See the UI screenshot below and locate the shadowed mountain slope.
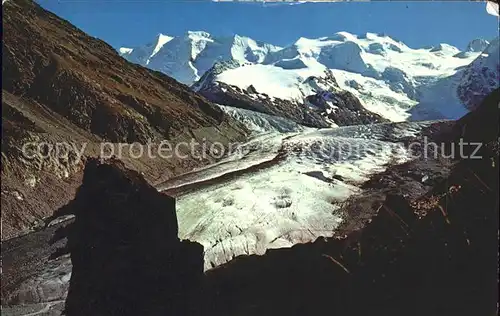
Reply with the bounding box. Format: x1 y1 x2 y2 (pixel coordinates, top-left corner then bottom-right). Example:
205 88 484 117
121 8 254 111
1 0 248 240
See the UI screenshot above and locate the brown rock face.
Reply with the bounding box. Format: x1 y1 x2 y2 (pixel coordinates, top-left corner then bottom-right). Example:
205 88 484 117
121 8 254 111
58 159 204 316
2 0 230 143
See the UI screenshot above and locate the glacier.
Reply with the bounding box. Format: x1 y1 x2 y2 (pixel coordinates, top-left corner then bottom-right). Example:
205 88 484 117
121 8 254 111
160 118 435 270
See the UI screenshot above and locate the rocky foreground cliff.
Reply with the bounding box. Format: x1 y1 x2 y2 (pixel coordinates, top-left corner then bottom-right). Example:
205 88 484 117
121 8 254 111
60 159 204 316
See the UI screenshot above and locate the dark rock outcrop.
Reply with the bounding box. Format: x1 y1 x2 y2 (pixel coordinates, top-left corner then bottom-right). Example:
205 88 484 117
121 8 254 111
198 81 331 128
56 158 204 316
305 89 387 126
456 37 499 111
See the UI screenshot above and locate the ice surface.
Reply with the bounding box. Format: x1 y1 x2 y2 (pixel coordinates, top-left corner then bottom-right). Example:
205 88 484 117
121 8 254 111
166 121 434 270
218 104 310 134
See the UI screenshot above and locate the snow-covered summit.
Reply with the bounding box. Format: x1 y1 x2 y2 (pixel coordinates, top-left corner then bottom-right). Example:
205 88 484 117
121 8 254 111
119 31 281 85
119 33 173 66
120 31 481 85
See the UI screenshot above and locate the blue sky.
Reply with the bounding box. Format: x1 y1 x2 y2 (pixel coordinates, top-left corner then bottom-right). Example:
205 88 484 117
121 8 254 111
38 1 498 50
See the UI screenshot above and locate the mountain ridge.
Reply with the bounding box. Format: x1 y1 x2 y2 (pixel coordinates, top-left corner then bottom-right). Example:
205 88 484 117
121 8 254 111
1 0 248 240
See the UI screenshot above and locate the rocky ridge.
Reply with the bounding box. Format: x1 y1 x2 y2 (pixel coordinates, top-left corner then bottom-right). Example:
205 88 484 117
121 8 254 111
195 61 386 127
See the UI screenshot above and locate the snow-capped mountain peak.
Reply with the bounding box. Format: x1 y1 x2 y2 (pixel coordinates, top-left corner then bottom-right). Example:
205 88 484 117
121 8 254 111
118 33 175 66
119 47 133 55
119 31 281 85
122 31 376 83
151 33 174 58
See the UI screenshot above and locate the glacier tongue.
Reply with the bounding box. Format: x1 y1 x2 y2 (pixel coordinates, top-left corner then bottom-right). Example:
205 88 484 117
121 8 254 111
163 120 433 271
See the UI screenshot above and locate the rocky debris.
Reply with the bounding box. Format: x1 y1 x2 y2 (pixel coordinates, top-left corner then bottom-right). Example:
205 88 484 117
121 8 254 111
6 255 72 305
55 158 204 316
1 300 66 316
1 219 72 307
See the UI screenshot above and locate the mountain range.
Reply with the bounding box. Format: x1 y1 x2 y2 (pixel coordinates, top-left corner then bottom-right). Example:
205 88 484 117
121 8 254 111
120 31 499 123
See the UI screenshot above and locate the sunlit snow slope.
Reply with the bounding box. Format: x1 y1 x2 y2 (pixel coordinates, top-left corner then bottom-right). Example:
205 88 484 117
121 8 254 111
120 31 494 122
410 37 499 120
120 31 281 85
